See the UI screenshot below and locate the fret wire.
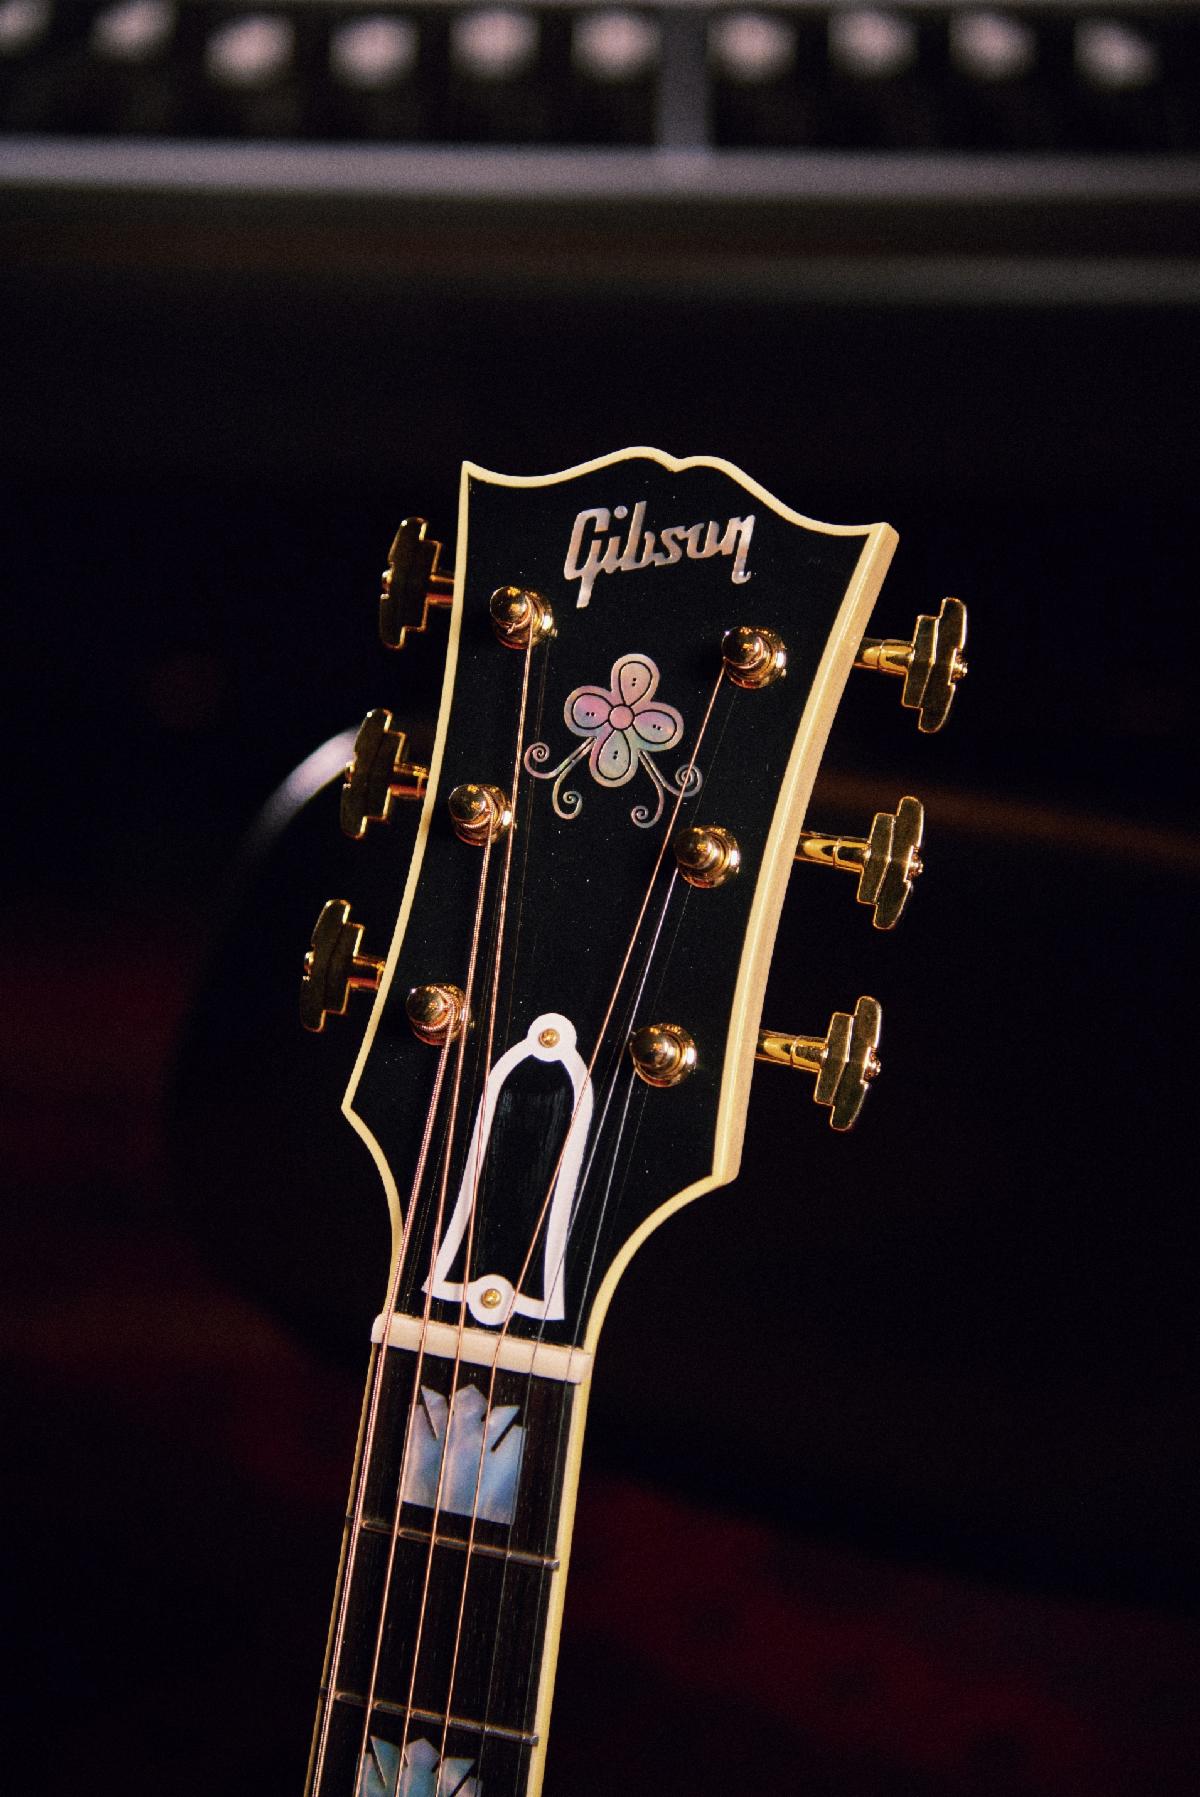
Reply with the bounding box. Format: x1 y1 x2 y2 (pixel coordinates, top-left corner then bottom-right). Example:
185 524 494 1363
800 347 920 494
359 1515 560 1570
331 1688 539 1746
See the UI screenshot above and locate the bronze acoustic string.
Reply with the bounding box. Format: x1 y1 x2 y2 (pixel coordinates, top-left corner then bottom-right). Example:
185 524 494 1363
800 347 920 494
434 666 727 1784
475 673 742 1785
473 868 682 1793
309 1029 456 1797
386 632 538 1788
366 812 499 1780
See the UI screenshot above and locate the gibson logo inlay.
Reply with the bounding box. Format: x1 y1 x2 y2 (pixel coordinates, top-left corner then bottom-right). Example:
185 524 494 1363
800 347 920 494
564 500 755 607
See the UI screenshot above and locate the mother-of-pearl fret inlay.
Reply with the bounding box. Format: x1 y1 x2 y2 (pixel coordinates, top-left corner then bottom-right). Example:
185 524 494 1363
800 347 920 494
400 1383 525 1526
359 1736 479 1797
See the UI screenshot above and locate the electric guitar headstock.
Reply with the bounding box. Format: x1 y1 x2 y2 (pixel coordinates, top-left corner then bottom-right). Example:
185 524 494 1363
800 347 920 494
297 447 966 1797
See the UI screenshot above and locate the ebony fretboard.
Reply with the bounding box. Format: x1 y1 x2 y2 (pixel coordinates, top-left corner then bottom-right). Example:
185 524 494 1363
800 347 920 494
307 1330 587 1797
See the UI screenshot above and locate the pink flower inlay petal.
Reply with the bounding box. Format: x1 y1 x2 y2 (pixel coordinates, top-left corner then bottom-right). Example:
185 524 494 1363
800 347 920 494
615 655 657 707
592 727 635 785
567 688 613 736
630 704 682 749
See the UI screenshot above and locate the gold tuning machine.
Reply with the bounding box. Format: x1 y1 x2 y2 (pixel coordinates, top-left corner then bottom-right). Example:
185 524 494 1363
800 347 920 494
341 709 428 840
379 518 454 651
855 596 967 733
300 900 384 1033
795 796 923 930
756 995 882 1131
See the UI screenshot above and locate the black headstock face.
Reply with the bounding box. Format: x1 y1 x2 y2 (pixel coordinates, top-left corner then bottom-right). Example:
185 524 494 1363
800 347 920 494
346 449 896 1353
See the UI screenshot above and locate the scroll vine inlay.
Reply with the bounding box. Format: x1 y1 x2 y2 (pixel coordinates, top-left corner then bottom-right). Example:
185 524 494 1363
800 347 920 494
524 653 702 827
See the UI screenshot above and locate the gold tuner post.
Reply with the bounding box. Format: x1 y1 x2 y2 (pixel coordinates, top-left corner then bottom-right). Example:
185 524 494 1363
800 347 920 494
795 796 924 930
629 1022 697 1088
341 709 429 840
756 995 882 1131
674 825 741 889
379 517 454 651
406 983 467 1047
490 585 555 650
448 784 513 846
301 900 384 1033
855 596 967 733
722 625 787 690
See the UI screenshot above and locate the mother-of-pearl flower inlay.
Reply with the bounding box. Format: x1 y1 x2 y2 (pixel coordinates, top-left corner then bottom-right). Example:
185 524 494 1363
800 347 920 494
524 652 702 827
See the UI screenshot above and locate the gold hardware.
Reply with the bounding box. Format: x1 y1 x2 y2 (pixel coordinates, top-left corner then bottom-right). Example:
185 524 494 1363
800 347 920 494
538 1026 560 1048
448 783 513 846
855 596 967 733
300 900 384 1033
480 1286 503 1310
674 824 741 889
490 585 555 650
722 625 787 690
795 796 924 930
379 517 454 651
405 983 467 1046
629 1022 697 1088
340 708 429 840
756 995 882 1131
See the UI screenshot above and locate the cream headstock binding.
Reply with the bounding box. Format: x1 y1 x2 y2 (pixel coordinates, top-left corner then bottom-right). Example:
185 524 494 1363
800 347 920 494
298 447 965 1797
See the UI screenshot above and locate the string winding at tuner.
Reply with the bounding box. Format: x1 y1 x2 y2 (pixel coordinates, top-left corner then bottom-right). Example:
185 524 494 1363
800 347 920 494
297 447 965 1797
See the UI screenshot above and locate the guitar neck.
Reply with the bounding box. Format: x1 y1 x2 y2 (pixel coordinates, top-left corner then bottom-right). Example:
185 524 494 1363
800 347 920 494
308 1323 593 1797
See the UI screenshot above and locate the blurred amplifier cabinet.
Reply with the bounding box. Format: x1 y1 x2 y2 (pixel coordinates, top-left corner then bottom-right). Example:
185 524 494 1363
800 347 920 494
3 0 1200 283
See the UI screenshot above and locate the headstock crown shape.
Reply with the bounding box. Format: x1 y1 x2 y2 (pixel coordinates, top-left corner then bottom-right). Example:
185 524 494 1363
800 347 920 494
333 447 903 1360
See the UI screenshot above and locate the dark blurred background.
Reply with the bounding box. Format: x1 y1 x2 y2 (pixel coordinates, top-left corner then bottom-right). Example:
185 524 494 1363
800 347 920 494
2 2 1199 1792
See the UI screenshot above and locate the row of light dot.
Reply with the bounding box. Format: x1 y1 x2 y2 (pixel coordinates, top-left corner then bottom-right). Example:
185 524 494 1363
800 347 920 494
0 0 1163 92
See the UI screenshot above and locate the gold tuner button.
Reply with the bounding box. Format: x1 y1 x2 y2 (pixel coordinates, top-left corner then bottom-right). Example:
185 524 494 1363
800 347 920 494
300 900 384 1033
722 625 787 690
629 1022 698 1089
855 596 967 733
448 783 513 846
379 517 454 651
406 983 468 1047
341 709 429 840
490 585 555 650
795 796 924 930
674 824 741 889
755 995 882 1131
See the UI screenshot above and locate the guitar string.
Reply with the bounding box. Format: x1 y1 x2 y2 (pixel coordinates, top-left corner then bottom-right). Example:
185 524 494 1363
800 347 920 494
433 655 551 1795
472 672 740 1789
347 651 722 1792
379 633 536 1790
308 1032 455 1797
364 816 500 1786
445 981 656 1795
474 666 724 1379
472 877 675 1795
476 662 741 1782
454 868 675 1791
425 633 538 1784
327 629 538 1793
434 667 726 1786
